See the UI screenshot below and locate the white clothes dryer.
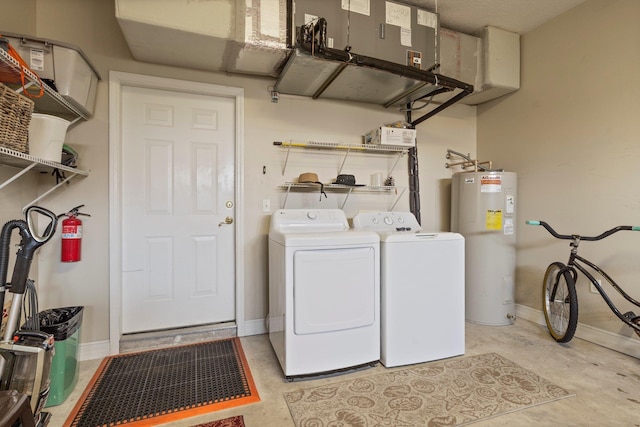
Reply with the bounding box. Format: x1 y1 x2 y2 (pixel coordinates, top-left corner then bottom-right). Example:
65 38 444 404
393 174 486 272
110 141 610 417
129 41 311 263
268 209 380 379
352 211 465 367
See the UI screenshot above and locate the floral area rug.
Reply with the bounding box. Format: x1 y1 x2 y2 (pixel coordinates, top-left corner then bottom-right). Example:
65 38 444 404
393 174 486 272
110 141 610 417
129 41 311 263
192 415 245 427
284 352 573 426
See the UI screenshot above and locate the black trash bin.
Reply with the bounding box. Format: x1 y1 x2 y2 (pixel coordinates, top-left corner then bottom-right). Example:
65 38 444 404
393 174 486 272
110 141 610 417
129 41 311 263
38 306 84 407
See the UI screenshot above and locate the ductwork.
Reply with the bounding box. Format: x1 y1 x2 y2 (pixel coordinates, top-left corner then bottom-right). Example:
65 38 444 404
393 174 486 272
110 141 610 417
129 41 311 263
115 0 478 125
115 0 290 77
275 17 473 127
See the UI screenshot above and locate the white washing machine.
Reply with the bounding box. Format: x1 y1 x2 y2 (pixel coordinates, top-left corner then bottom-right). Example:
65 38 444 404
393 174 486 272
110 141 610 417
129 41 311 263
352 211 465 367
268 209 380 379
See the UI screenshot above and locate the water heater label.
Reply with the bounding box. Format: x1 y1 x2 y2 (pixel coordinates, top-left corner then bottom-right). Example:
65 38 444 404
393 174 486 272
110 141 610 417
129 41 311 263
486 210 502 230
504 218 514 235
506 195 515 214
481 175 502 193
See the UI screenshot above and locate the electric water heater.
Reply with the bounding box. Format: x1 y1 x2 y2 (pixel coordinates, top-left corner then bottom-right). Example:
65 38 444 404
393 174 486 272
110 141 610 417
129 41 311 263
451 171 517 325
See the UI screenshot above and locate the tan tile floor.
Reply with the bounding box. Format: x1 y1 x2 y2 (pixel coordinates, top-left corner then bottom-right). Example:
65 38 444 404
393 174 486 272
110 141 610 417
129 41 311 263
45 319 640 427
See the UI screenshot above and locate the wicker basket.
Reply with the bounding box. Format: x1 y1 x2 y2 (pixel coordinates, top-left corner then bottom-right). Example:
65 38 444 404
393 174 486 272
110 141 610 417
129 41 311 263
0 82 34 154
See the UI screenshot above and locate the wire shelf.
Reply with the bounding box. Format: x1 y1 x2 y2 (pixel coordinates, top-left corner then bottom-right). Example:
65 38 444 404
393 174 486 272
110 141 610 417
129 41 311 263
274 140 410 153
0 48 89 122
0 146 88 175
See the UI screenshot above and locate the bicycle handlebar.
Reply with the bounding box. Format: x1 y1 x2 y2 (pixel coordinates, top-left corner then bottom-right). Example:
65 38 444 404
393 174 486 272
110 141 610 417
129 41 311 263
526 220 640 241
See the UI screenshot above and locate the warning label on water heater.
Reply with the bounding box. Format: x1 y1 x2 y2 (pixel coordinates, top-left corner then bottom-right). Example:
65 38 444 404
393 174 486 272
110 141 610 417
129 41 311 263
504 218 514 235
480 175 502 193
486 210 502 230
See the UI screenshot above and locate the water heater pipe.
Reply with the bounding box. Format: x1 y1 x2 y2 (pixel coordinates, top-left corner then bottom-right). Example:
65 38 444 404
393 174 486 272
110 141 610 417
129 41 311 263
445 149 492 171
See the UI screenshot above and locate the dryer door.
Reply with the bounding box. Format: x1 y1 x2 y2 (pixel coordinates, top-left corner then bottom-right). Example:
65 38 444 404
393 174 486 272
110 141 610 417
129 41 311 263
293 247 376 334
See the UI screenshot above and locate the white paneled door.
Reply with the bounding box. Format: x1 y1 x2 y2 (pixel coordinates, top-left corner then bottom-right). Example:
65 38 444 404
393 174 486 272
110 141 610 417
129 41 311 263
120 85 236 334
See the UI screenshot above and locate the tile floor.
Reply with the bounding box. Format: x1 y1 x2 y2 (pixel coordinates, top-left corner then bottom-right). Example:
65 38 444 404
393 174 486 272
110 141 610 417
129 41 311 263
45 319 640 427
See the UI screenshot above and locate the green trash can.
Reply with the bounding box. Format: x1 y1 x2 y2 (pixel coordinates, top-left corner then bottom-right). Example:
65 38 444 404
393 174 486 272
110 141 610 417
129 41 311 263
38 306 84 407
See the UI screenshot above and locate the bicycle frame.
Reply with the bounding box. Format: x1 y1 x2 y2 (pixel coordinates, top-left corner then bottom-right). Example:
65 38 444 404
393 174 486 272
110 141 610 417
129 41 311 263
528 220 640 335
565 251 640 333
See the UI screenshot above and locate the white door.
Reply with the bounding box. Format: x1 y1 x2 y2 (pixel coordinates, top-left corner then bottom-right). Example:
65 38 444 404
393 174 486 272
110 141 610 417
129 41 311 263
120 85 236 334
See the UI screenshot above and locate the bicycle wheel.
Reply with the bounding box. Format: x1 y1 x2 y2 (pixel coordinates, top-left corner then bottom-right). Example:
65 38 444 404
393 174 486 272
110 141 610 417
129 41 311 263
542 262 578 342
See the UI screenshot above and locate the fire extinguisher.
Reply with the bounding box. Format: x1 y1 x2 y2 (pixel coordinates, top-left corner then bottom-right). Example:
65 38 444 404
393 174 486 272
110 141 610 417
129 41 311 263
59 204 90 262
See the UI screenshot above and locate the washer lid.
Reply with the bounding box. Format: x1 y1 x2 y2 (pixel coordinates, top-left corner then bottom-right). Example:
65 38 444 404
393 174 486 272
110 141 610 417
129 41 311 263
380 231 464 243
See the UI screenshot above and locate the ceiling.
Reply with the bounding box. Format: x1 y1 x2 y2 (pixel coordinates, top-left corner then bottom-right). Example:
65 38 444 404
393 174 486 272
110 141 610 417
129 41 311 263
402 0 587 35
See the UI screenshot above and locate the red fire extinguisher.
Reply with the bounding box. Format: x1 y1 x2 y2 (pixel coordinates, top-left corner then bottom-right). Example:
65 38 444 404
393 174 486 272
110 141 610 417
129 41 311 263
60 205 90 262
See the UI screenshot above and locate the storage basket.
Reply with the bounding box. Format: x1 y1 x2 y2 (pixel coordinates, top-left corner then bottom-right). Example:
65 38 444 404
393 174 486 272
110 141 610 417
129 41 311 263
0 82 34 154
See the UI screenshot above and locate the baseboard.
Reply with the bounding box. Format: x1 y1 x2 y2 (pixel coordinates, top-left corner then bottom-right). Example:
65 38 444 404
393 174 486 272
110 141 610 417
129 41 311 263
515 304 640 359
79 339 110 361
243 318 267 336
514 304 546 325
79 318 268 361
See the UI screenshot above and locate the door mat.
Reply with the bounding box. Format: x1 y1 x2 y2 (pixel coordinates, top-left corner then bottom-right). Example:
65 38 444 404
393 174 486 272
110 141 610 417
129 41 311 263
64 337 259 427
192 415 245 427
285 352 573 426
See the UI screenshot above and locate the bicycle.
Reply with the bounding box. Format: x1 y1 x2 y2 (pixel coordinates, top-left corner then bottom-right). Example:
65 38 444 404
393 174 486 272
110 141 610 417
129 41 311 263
526 220 640 343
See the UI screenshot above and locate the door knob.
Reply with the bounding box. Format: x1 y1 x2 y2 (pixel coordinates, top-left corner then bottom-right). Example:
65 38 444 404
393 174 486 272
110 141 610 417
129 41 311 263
218 216 234 226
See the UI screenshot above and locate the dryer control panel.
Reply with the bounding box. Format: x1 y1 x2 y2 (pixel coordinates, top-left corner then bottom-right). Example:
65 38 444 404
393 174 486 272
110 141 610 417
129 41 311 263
352 212 421 232
270 209 349 232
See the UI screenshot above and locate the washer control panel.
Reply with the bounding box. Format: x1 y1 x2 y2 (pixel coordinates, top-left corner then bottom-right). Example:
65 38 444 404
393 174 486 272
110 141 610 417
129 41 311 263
352 211 421 231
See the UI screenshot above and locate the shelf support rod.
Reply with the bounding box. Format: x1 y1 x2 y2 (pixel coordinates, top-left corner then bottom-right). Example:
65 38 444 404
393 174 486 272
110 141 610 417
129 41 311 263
390 187 407 211
388 152 405 178
22 172 79 213
12 80 37 95
337 147 351 175
0 162 38 190
68 116 83 127
282 142 293 176
340 187 354 209
282 183 292 208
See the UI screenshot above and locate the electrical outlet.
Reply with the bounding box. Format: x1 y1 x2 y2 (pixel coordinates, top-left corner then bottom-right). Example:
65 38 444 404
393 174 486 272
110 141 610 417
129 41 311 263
590 280 601 294
262 199 271 213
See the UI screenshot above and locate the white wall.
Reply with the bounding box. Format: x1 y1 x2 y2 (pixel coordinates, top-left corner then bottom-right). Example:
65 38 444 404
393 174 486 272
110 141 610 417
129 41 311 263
245 95 476 330
0 0 476 353
477 0 640 353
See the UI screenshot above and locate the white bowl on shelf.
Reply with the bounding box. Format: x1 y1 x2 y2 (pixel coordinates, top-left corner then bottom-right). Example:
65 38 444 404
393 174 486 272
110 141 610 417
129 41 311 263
28 113 70 162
